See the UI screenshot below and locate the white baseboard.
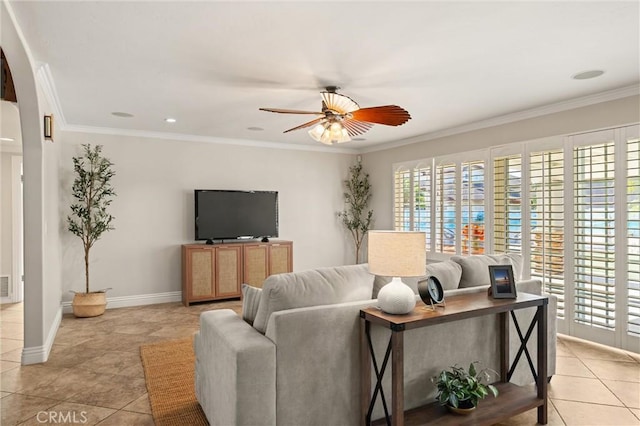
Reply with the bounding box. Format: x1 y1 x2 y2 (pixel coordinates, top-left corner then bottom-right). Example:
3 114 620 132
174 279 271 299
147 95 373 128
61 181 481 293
61 291 182 314
22 306 62 365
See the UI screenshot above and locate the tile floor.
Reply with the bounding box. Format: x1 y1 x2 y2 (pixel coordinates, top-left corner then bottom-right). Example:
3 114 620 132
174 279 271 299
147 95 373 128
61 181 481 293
1 300 639 425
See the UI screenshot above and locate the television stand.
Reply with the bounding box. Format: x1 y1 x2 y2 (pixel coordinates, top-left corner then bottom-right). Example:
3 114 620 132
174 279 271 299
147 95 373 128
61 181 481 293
205 239 215 245
261 237 270 242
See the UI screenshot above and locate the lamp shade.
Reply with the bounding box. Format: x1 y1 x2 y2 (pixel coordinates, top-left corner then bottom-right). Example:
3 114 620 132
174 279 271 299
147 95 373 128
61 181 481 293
367 231 426 277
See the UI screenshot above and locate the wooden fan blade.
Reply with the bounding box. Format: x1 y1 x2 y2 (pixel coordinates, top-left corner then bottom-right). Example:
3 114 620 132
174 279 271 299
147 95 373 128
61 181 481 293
283 117 325 133
350 105 411 126
342 119 373 137
321 92 360 114
259 108 324 115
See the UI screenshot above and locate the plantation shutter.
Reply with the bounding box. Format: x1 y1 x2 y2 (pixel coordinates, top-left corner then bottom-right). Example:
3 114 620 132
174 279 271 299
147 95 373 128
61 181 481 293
435 162 456 254
530 149 565 317
494 155 522 254
627 136 640 337
574 142 616 330
394 168 411 231
414 166 432 247
461 161 485 254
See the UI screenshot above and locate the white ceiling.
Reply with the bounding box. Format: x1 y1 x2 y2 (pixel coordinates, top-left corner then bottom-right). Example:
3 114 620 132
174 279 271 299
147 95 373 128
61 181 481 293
7 1 640 151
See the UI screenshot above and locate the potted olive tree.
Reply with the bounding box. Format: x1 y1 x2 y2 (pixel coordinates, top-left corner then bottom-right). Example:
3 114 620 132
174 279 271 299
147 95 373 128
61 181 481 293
338 159 373 264
67 144 116 317
433 362 499 415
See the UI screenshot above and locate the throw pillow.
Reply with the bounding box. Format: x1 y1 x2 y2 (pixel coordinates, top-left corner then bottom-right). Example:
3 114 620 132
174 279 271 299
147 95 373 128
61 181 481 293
423 260 462 291
241 283 262 326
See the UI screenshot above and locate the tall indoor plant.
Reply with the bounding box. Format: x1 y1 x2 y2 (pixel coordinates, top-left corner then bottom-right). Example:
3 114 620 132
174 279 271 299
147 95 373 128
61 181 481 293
338 159 373 263
67 144 116 317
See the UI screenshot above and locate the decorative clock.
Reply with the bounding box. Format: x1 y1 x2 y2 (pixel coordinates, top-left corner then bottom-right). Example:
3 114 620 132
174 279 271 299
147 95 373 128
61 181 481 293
418 276 445 310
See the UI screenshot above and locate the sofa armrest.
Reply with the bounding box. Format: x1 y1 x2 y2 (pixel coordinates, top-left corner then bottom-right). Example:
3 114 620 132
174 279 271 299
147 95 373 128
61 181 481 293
194 309 276 426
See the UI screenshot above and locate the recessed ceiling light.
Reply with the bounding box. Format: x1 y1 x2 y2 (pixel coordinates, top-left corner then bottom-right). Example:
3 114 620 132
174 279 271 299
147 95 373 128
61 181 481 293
111 112 134 118
0 137 15 142
247 126 264 131
165 118 177 123
571 70 605 80
353 137 366 141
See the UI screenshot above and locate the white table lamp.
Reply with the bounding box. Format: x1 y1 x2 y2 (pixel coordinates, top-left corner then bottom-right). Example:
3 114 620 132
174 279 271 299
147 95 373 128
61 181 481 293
368 231 426 314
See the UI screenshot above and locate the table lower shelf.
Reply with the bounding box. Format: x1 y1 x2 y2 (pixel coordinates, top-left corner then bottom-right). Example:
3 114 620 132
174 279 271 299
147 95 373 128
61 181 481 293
371 383 544 426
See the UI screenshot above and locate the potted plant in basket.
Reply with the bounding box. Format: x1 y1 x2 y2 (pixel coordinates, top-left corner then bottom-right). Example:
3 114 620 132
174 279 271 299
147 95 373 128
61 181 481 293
433 362 499 415
67 144 116 317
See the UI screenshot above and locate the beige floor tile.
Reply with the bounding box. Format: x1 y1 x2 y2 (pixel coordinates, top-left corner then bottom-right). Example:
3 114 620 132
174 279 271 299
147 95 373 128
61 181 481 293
580 358 640 382
19 367 104 399
630 408 640 421
1 360 20 373
75 351 143 377
18 401 116 426
122 393 151 415
1 364 68 393
602 380 640 409
96 410 154 425
0 393 59 425
563 337 636 362
555 356 595 378
1 348 23 363
552 399 639 426
0 302 23 311
556 337 576 357
1 391 11 398
66 374 147 410
1 338 24 354
1 323 24 340
0 310 23 322
548 375 623 406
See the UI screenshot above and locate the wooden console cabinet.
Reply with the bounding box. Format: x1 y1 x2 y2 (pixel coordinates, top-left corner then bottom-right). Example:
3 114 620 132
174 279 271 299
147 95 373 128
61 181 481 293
243 241 293 287
182 240 293 306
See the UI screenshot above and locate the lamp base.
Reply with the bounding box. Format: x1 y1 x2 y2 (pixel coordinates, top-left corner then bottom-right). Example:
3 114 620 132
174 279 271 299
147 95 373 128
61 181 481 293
377 277 416 314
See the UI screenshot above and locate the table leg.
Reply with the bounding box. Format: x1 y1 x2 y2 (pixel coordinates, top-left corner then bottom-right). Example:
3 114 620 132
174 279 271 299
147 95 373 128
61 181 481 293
499 311 509 382
360 318 371 426
537 303 548 424
391 330 404 426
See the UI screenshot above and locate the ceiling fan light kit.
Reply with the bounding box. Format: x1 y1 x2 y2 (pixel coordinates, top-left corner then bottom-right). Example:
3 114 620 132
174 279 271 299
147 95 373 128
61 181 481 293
260 87 411 145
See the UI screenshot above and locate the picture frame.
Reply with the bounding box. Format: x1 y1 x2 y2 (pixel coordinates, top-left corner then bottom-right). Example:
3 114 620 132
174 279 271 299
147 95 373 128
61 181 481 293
488 264 517 299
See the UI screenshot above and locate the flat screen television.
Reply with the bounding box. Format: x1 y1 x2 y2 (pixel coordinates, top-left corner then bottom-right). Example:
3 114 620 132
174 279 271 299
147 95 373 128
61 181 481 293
194 190 278 242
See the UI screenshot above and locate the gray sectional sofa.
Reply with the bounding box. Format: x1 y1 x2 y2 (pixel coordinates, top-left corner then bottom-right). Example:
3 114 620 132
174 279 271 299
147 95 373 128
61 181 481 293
194 254 557 426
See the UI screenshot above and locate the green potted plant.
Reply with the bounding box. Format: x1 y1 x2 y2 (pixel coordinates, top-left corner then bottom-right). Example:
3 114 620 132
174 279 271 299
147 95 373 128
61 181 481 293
433 362 499 414
338 159 373 264
67 144 116 317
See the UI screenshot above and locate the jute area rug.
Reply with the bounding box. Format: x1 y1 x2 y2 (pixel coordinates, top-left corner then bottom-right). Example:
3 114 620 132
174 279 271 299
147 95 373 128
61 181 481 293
140 337 209 426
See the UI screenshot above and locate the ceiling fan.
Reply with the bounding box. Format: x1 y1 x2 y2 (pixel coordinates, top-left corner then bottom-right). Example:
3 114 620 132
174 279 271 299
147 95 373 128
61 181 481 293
259 87 411 145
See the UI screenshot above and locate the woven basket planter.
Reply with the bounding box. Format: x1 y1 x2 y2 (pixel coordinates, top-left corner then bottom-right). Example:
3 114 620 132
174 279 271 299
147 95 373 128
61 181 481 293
72 292 107 317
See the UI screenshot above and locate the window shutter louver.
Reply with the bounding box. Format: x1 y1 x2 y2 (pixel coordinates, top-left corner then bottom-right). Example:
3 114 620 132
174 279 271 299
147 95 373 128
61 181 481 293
494 155 522 254
530 149 565 317
627 137 640 336
394 169 411 231
414 166 432 247
436 163 457 254
461 161 485 254
574 142 616 330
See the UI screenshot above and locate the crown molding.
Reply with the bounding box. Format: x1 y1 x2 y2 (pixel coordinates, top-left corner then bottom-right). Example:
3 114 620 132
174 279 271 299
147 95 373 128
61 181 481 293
358 84 640 154
62 124 359 154
35 63 67 127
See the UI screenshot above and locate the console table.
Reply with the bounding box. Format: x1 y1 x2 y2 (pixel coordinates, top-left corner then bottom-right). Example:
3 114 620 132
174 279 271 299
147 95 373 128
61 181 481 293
360 292 548 426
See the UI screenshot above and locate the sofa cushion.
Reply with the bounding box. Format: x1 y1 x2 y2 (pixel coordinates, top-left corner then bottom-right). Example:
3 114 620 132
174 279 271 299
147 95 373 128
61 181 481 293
424 260 462 291
252 264 374 333
241 283 262 326
451 253 522 288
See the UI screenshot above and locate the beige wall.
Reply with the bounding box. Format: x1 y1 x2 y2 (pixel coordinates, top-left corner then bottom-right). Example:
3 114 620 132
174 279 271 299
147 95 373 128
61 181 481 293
59 132 356 300
362 95 640 229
